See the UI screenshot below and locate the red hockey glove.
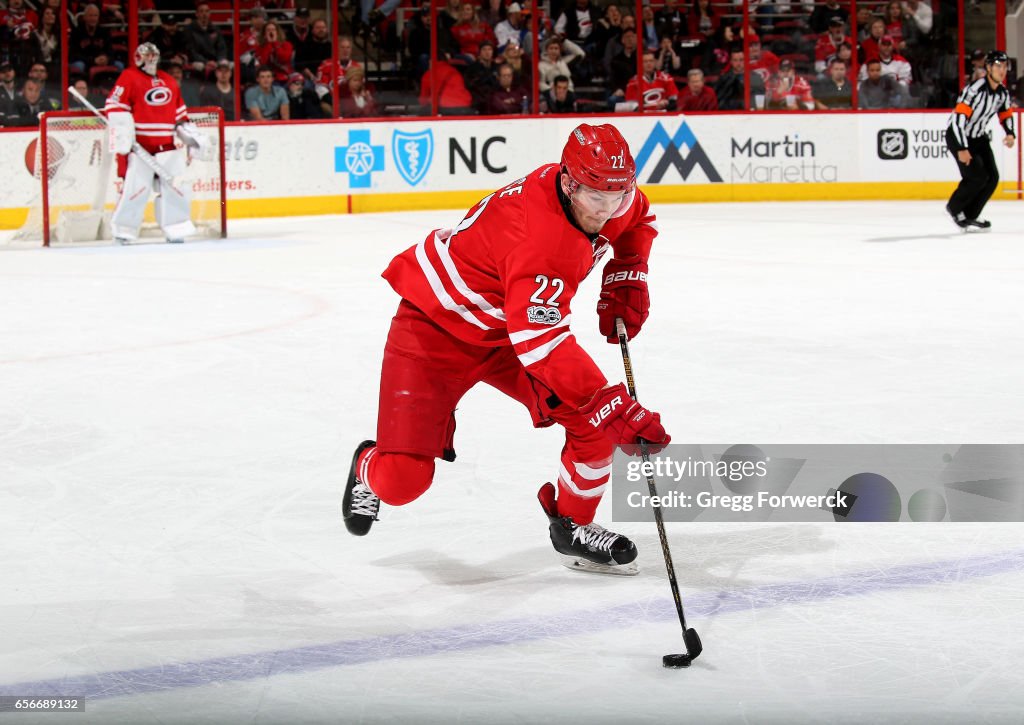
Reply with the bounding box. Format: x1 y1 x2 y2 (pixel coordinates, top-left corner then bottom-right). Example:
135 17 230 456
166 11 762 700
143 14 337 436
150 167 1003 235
579 383 670 453
597 255 649 343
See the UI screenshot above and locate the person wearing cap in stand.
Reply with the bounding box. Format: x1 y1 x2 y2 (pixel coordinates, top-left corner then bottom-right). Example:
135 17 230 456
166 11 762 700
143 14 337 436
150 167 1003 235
238 7 267 82
495 3 530 55
814 17 852 74
199 59 236 120
765 58 814 110
857 35 911 88
184 3 230 78
287 6 312 48
286 70 323 118
145 13 189 68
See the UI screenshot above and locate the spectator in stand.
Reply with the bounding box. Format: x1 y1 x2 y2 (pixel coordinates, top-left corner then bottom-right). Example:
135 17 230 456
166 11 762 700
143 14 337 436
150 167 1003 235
815 17 852 74
608 27 639 99
5 78 60 126
33 6 61 77
860 17 886 63
68 4 115 76
858 57 906 109
452 2 497 63
639 6 659 53
26 63 56 100
464 39 500 111
1 0 39 70
494 3 529 55
656 0 687 40
624 50 679 111
357 0 402 35
859 36 911 87
184 2 229 79
146 14 189 68
677 68 717 111
501 39 531 91
165 61 200 106
901 0 932 38
747 37 779 83
314 35 360 99
286 71 322 118
68 76 106 111
655 36 681 75
591 3 623 68
814 57 852 109
405 0 439 77
287 6 312 48
827 41 856 82
854 6 874 42
477 0 505 29
254 20 294 85
199 59 235 120
538 37 584 93
0 61 17 119
882 1 911 50
340 66 378 118
238 7 267 82
602 13 635 80
689 0 719 43
418 56 475 115
487 62 525 114
809 0 848 34
968 48 987 82
542 74 579 113
765 58 814 110
296 18 331 80
555 0 601 54
245 65 290 120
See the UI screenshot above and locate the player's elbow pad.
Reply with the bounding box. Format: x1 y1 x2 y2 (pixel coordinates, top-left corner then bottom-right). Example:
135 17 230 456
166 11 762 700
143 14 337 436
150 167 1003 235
107 111 135 155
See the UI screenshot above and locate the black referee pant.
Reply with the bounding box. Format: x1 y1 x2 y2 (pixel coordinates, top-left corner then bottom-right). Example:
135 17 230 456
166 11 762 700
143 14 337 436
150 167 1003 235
946 128 999 221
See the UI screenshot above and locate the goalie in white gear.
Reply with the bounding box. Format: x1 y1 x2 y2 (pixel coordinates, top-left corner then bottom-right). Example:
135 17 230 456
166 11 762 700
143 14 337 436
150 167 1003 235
104 42 212 244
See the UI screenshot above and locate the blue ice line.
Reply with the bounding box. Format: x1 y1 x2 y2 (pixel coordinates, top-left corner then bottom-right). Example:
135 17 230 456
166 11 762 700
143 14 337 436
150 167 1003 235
2 547 1022 701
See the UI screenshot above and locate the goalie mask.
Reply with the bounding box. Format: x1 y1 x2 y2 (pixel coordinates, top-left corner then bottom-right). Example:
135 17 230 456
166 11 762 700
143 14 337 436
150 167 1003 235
560 124 637 231
135 42 160 76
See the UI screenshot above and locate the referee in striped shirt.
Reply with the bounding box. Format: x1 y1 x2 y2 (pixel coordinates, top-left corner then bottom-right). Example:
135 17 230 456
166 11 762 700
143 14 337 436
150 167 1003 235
945 50 1016 230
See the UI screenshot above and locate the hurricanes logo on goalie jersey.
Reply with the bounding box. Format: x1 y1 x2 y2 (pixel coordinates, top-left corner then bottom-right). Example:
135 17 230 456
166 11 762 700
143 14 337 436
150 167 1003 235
144 86 173 106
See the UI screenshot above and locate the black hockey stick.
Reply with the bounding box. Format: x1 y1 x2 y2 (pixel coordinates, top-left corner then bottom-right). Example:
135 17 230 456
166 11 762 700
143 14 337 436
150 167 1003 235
615 317 703 669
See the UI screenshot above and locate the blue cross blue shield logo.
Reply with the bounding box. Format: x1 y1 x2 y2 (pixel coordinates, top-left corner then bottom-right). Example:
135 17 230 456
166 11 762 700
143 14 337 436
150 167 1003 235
392 129 433 186
335 129 385 189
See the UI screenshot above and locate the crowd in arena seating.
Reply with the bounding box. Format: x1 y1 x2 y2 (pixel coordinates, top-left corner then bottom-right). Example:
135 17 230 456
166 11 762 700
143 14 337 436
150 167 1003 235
0 0 1019 127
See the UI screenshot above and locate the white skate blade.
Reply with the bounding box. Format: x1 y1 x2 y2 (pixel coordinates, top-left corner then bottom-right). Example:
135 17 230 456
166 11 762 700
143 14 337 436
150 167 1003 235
556 552 639 576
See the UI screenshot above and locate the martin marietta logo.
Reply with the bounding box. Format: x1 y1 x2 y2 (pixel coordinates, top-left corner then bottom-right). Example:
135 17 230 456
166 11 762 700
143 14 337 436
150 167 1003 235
335 129 385 189
634 120 723 184
877 129 909 160
392 129 433 186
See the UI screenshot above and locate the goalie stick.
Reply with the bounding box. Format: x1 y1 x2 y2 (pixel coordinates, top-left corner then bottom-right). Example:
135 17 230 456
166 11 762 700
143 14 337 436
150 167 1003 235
67 85 177 185
615 317 703 669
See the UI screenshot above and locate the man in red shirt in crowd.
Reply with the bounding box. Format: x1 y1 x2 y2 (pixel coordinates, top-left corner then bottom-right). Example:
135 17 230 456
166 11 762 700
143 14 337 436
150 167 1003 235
766 58 814 110
677 68 718 111
343 124 671 575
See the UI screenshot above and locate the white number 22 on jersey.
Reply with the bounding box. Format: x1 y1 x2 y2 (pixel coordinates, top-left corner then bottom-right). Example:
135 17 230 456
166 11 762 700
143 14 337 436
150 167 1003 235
530 275 564 307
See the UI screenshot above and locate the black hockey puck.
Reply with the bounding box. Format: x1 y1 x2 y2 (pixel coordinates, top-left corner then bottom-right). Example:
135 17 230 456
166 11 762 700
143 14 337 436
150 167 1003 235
662 653 692 668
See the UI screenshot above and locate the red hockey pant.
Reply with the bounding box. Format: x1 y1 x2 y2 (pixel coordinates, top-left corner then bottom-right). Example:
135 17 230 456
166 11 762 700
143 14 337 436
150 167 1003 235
364 300 612 525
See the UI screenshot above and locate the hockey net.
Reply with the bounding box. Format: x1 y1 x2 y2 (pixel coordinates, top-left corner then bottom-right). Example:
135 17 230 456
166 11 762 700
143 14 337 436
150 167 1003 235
12 107 226 246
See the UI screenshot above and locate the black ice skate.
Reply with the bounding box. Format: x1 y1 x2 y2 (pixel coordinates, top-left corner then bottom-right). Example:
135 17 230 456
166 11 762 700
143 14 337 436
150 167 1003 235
965 218 992 231
537 482 638 576
946 205 971 231
343 440 380 536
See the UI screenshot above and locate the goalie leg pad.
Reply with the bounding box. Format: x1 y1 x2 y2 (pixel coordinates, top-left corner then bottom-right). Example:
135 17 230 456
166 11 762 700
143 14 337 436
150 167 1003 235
152 149 196 241
110 152 156 240
107 111 135 155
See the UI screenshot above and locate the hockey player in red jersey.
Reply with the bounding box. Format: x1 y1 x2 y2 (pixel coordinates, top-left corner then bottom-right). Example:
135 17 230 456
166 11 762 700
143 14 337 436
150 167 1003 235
343 124 670 575
104 42 211 244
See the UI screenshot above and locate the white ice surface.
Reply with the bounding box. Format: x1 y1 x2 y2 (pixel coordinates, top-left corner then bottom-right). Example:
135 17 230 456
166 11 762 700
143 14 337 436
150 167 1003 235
2 201 1023 724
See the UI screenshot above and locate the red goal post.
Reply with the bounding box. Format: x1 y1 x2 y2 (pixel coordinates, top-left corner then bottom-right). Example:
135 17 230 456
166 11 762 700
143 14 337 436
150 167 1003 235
16 106 227 246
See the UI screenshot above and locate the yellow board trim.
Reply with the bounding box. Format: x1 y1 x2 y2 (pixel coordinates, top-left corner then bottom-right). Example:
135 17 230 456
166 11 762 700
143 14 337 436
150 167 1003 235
3 182 1021 229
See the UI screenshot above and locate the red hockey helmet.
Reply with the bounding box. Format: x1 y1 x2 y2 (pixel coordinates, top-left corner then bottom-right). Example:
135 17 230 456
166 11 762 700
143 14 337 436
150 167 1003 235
560 124 636 193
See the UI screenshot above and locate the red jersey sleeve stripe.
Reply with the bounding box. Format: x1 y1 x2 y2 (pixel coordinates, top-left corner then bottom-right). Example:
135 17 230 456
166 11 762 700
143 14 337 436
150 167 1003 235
508 316 571 345
432 233 506 323
414 238 494 331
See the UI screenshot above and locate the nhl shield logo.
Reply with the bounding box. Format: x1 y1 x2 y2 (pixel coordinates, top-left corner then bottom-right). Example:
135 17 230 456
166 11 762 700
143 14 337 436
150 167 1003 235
392 130 433 186
877 129 909 160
